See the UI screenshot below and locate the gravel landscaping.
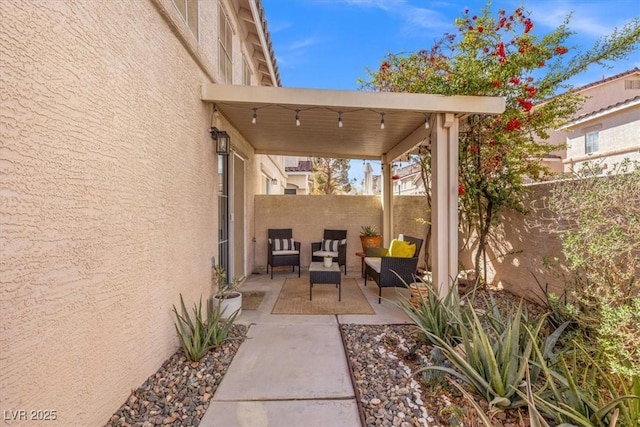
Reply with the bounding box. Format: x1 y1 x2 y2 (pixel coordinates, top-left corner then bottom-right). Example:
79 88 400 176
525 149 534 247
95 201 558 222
105 289 541 426
105 324 248 427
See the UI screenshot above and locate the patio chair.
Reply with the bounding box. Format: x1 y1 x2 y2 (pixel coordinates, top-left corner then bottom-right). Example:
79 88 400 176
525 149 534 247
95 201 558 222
311 229 347 274
267 228 301 279
364 235 423 303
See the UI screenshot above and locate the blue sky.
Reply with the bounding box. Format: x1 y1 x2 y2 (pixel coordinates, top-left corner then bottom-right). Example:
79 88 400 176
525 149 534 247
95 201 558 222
261 0 640 187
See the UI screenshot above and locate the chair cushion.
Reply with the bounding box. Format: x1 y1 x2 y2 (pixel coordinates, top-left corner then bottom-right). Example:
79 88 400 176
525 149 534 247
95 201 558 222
364 257 381 273
322 239 346 252
269 238 295 251
388 239 416 258
313 250 339 258
272 250 299 255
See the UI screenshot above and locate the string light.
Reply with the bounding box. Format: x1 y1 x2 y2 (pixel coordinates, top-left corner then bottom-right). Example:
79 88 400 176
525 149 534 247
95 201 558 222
252 108 257 124
424 113 430 129
338 111 343 128
295 109 300 126
380 112 385 130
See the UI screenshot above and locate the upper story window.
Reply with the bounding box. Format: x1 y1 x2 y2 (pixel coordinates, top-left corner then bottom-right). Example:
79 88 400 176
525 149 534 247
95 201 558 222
242 55 252 86
173 0 198 38
624 79 640 89
219 5 233 84
585 131 599 154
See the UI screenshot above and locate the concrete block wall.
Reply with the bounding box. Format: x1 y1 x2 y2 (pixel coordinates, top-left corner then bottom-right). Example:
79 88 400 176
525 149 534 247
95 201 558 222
254 187 587 301
254 195 383 273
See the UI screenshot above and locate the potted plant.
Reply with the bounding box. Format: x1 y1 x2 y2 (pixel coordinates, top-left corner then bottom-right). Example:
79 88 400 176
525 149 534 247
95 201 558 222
212 264 242 319
360 225 382 252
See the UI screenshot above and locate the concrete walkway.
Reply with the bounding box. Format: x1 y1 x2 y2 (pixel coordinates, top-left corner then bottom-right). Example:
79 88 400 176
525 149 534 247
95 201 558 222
200 270 412 427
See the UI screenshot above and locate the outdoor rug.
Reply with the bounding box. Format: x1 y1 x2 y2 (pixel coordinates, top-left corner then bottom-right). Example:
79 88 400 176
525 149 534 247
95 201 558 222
241 291 265 310
272 278 375 315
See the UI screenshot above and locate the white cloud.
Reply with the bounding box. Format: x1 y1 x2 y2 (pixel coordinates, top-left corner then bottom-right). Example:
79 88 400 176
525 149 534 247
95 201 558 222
525 1 629 38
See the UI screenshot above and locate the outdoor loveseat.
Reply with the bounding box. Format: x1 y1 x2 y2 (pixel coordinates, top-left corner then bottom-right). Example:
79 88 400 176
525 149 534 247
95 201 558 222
364 235 423 303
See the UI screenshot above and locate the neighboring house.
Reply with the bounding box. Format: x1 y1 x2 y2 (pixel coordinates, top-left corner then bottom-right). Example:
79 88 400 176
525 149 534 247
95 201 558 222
555 68 640 174
390 68 640 185
391 163 425 195
284 157 313 194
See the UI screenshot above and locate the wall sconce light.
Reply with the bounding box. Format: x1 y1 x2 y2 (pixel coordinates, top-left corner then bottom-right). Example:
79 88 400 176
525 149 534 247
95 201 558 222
209 127 231 155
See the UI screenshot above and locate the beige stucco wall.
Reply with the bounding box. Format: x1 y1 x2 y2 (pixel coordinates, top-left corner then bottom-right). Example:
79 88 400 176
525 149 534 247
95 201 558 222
1 1 223 425
254 195 383 272
254 190 576 300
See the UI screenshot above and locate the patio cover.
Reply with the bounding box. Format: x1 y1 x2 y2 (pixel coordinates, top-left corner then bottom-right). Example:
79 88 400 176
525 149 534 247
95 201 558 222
201 83 505 295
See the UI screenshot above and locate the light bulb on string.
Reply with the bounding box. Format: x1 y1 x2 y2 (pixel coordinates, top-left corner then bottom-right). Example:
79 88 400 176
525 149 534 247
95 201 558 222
380 112 385 130
295 109 300 126
252 108 257 125
338 111 343 128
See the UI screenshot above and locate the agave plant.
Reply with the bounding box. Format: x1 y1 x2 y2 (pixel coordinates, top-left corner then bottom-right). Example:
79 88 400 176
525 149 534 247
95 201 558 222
172 294 240 362
207 297 240 347
527 339 640 427
417 301 549 409
398 277 465 347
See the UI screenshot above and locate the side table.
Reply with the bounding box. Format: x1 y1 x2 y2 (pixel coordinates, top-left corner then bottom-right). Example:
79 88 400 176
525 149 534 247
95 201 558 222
309 261 341 301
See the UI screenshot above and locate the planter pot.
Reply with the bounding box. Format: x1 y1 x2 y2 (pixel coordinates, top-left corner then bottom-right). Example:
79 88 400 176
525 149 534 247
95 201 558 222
409 282 432 309
360 235 383 252
323 257 333 268
214 292 242 319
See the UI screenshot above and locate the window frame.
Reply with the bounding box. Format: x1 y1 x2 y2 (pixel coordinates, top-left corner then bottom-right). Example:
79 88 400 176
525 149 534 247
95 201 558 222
172 0 198 39
218 4 233 84
585 130 599 155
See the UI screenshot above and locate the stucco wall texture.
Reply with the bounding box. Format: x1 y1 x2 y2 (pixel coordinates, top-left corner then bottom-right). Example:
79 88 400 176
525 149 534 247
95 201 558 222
254 188 575 300
1 1 219 424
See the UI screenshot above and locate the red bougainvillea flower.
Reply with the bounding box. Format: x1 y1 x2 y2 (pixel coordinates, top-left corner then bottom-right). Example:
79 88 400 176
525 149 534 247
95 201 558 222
496 42 506 59
458 185 466 195
489 140 497 147
539 61 545 67
525 85 537 97
483 47 490 53
524 19 533 33
555 46 568 54
506 117 522 131
517 98 534 112
470 145 479 153
492 81 501 88
478 26 484 33
509 77 521 85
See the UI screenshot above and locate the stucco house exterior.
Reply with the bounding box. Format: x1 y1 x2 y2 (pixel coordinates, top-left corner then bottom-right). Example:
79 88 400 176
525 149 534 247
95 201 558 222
560 68 640 173
1 0 281 424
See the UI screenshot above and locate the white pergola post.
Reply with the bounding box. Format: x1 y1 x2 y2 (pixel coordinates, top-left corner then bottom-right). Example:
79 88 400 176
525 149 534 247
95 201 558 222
431 113 459 297
381 155 392 246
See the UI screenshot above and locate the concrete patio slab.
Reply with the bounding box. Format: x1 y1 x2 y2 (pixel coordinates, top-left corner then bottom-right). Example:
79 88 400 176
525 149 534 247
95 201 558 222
212 323 354 400
201 400 360 427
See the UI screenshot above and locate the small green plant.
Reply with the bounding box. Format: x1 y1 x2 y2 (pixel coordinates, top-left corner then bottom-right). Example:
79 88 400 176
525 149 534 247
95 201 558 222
173 295 215 362
398 278 465 347
360 225 379 236
207 298 240 347
213 264 241 299
172 294 239 362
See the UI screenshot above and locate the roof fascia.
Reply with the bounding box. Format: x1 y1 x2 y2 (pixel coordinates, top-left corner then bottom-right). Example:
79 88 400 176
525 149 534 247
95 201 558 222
202 83 506 114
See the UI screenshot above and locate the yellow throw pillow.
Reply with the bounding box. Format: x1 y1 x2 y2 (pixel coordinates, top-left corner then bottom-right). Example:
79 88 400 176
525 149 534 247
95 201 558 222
388 239 416 258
